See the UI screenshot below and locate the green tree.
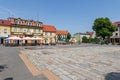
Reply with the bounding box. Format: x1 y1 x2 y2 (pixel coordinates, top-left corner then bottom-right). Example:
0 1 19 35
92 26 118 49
58 35 62 41
92 37 100 43
66 32 71 42
92 17 115 41
82 36 89 43
88 37 93 43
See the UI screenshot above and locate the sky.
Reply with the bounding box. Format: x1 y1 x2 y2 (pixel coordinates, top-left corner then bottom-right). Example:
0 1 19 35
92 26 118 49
0 0 120 35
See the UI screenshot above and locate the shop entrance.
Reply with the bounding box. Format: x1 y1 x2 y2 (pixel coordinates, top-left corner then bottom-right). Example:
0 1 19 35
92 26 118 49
0 38 4 44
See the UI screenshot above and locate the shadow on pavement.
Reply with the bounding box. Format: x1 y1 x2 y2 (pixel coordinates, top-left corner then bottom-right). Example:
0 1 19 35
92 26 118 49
105 72 120 80
4 77 13 80
0 65 8 72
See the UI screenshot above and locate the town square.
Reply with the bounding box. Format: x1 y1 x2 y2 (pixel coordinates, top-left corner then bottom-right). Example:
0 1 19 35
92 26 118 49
0 0 120 80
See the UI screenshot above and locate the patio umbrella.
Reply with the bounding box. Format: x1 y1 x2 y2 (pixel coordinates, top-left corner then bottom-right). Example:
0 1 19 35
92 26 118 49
31 37 36 40
22 37 32 40
6 36 21 40
35 37 43 40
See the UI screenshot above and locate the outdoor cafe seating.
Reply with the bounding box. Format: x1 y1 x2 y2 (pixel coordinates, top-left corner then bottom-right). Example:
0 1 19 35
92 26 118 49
4 36 43 46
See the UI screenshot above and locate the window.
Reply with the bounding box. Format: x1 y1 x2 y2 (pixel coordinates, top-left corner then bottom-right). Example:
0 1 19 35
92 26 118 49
27 22 31 26
34 29 36 33
116 33 118 36
27 28 30 32
20 28 22 32
116 28 118 31
50 33 52 36
36 23 38 26
21 21 23 25
4 29 7 34
24 29 26 32
15 20 19 24
45 32 47 36
118 24 120 27
14 28 17 32
17 21 19 24
2 21 4 24
50 38 52 43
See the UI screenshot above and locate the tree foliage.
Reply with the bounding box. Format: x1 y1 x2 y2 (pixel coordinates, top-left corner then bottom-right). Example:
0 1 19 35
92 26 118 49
82 36 88 43
58 35 62 41
82 36 100 43
92 17 115 40
66 32 71 42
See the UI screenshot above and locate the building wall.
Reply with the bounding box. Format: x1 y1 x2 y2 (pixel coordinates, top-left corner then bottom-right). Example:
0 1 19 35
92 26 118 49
0 25 10 44
74 33 80 42
112 27 120 37
91 32 96 38
56 34 67 42
0 25 10 37
74 33 91 42
43 32 56 44
11 25 43 38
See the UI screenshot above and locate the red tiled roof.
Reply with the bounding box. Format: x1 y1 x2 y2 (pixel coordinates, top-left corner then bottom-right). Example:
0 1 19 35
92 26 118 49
56 30 68 35
41 24 56 32
112 21 120 27
0 20 11 26
86 32 94 36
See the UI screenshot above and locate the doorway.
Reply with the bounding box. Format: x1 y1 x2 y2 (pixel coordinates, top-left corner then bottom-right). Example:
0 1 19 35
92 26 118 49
25 40 28 45
1 38 4 44
35 40 37 45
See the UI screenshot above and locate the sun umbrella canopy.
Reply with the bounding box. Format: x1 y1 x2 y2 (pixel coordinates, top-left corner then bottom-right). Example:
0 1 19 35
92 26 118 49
31 37 36 40
6 36 21 40
22 37 32 40
35 37 43 40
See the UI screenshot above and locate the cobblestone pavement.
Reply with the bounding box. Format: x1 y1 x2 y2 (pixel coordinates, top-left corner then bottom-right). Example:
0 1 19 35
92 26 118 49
25 45 120 80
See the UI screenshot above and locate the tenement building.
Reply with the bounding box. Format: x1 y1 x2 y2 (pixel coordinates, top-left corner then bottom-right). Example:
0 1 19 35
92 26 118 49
42 24 56 45
0 17 69 45
56 30 68 42
0 17 43 45
0 20 11 44
111 21 120 44
8 17 43 38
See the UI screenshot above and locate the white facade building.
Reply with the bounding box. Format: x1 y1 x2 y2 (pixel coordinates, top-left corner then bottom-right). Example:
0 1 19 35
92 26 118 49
111 21 120 43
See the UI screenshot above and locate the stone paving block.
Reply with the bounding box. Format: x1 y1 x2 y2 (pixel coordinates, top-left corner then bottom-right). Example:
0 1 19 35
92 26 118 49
59 75 72 80
26 46 120 80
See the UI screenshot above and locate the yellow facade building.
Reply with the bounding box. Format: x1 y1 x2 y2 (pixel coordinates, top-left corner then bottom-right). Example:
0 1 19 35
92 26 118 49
8 18 43 45
0 20 11 44
42 24 56 45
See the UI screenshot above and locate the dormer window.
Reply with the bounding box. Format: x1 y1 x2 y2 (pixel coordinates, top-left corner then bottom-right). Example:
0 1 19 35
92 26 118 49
21 21 23 25
15 20 19 24
17 21 20 24
2 21 4 24
27 22 29 26
15 21 17 24
35 23 38 26
30 22 32 26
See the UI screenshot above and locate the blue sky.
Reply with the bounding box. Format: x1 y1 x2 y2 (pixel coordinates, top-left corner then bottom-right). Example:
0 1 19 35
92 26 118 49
0 0 120 35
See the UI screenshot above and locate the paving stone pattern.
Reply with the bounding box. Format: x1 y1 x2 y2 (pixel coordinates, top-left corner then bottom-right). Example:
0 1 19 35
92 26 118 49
25 46 120 80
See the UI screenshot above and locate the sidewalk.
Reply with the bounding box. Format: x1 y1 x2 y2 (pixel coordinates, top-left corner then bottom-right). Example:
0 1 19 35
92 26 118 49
0 47 48 80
